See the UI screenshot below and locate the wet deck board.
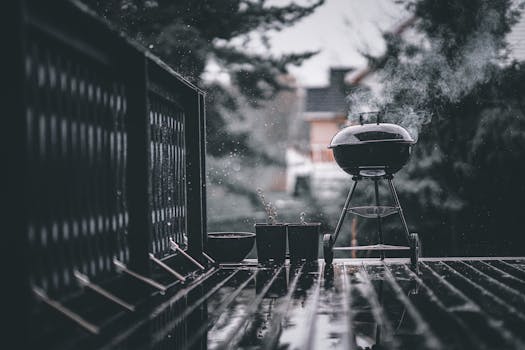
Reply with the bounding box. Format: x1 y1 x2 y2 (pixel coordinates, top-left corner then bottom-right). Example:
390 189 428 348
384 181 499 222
103 258 525 349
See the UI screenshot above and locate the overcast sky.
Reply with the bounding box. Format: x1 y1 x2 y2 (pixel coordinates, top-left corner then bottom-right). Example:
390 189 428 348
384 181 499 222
266 0 407 86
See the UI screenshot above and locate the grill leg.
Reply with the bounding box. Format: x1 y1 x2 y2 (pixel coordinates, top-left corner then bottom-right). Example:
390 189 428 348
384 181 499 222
387 177 411 242
374 179 385 260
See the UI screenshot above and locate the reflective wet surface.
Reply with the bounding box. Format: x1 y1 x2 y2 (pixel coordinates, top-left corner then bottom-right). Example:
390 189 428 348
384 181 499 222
41 258 525 349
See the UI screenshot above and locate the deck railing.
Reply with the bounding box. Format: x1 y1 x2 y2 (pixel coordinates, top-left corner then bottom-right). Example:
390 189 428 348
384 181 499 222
4 0 207 343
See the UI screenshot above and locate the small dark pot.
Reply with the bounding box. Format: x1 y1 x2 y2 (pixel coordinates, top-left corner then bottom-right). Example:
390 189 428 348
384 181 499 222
207 232 255 262
287 223 321 263
255 223 287 264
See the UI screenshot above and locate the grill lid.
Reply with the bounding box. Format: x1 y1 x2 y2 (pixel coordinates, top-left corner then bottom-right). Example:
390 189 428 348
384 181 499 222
329 123 415 148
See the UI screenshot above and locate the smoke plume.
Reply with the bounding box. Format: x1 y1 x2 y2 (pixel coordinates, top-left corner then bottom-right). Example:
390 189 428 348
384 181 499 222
347 3 519 140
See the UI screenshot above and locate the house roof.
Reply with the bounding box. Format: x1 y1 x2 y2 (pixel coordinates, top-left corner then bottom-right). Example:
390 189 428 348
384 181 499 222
305 87 348 114
305 67 353 116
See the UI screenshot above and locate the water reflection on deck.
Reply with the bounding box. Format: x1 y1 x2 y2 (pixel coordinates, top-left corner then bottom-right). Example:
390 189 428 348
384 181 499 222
101 258 525 349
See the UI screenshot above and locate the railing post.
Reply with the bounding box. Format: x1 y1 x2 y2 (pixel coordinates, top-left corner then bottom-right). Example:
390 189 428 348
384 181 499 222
124 49 152 275
2 0 31 346
199 93 208 254
184 90 205 261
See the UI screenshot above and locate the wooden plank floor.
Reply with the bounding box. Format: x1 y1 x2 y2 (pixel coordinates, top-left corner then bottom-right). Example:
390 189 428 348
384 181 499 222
104 258 525 350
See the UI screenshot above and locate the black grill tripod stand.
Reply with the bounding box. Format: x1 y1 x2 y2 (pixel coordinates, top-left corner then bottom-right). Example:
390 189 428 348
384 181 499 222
323 170 420 268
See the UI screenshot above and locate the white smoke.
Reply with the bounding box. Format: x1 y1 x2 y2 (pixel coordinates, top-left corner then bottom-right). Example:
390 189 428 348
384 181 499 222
347 6 512 140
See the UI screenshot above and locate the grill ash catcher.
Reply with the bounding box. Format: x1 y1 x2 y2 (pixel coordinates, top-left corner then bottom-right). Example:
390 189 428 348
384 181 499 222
323 112 420 268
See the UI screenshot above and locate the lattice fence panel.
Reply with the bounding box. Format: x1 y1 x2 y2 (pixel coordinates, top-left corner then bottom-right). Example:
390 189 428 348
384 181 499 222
149 92 187 257
24 32 129 296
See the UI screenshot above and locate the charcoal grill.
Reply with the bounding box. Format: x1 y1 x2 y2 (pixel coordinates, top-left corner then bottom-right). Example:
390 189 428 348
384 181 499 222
323 113 420 268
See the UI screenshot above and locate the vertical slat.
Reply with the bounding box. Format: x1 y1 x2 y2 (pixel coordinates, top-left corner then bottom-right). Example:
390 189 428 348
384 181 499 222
150 106 157 254
198 93 207 254
99 77 109 273
180 108 186 246
125 49 151 275
114 81 129 263
184 89 203 260
147 91 188 257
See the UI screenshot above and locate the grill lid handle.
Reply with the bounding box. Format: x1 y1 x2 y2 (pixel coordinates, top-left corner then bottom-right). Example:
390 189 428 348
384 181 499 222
357 111 381 125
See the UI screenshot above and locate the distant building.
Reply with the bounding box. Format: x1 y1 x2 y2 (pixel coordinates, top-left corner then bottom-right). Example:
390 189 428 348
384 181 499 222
286 68 352 199
304 68 352 164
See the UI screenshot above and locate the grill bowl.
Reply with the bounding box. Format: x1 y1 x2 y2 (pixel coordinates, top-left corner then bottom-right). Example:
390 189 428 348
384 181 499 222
207 232 255 262
329 123 415 175
332 141 412 175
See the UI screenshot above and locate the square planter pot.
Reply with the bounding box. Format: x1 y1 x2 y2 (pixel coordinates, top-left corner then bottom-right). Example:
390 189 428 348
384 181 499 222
287 223 321 263
254 223 287 264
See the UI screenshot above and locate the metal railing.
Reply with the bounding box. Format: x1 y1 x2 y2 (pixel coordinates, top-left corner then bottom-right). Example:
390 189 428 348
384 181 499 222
4 0 207 344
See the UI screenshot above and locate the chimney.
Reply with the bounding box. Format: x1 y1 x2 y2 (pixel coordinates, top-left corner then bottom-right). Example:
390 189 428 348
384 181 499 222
329 68 353 86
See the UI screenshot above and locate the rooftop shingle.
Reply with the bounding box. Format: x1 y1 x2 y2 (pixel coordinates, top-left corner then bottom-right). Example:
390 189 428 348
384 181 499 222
305 68 353 115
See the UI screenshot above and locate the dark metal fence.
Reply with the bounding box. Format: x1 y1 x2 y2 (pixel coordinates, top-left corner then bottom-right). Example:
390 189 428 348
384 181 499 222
4 0 207 345
24 18 131 295
148 87 187 257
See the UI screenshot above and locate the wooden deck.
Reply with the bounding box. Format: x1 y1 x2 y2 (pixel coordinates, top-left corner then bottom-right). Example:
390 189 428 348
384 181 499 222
95 257 525 349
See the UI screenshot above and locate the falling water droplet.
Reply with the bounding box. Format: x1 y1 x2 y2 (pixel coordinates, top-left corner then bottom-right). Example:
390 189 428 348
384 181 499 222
300 212 306 224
